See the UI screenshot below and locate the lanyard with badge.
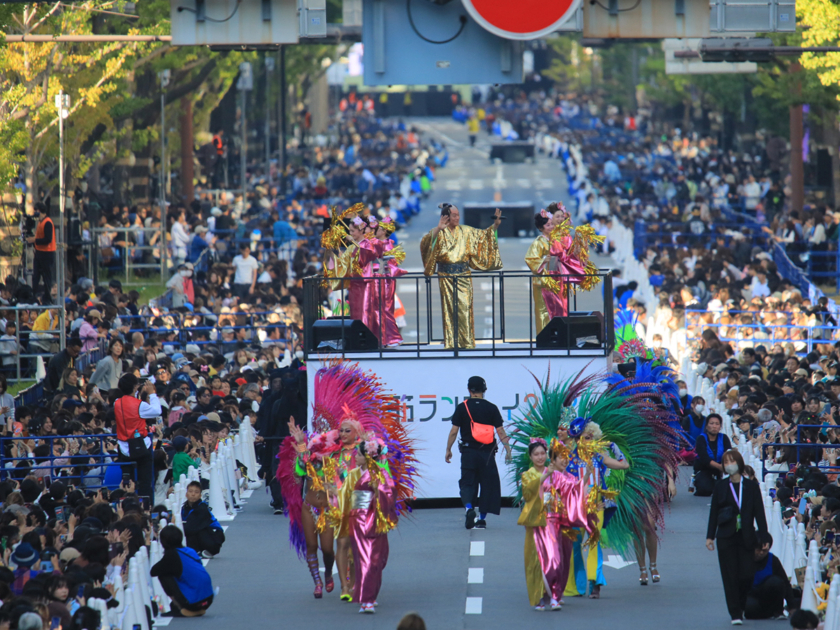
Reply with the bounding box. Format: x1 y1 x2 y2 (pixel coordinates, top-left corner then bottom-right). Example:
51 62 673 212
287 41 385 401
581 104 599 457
730 481 743 531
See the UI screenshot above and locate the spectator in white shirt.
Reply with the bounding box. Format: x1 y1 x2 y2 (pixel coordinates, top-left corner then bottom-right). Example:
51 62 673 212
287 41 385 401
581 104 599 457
743 175 761 210
170 211 191 267
750 270 771 299
231 243 260 300
0 322 19 373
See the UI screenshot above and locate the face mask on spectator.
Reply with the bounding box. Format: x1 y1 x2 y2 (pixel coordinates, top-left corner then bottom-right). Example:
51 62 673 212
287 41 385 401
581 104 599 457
180 270 191 277
295 350 304 361
251 400 259 413
695 404 705 415
679 388 688 397
724 463 739 475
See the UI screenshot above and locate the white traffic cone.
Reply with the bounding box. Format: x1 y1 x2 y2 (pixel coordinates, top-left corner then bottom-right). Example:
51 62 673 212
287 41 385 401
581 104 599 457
794 531 807 570
149 541 172 615
208 458 234 521
130 562 150 630
824 576 839 630
801 565 819 613
119 585 138 630
780 527 795 583
135 548 154 622
224 441 241 505
770 502 783 557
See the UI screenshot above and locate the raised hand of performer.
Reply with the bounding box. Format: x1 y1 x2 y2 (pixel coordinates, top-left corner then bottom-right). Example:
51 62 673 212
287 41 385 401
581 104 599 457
288 416 306 445
493 208 502 230
433 211 450 238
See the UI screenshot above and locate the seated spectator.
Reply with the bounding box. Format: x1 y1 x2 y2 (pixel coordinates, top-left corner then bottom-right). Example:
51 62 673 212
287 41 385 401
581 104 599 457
150 525 214 617
171 436 198 484
745 532 793 620
181 481 225 559
693 413 732 496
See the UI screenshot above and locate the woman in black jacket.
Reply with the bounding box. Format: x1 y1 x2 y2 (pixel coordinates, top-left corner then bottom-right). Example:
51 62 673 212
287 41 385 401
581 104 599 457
706 449 768 626
693 414 731 496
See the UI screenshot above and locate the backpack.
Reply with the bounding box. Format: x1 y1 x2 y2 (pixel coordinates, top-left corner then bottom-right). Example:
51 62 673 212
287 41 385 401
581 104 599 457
167 407 187 427
464 400 494 445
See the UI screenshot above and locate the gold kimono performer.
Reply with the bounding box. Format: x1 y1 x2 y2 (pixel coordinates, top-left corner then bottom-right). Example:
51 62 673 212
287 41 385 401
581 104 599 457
420 203 502 349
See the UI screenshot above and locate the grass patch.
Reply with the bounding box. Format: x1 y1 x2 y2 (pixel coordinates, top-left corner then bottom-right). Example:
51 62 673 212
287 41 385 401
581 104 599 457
97 269 169 306
8 381 36 397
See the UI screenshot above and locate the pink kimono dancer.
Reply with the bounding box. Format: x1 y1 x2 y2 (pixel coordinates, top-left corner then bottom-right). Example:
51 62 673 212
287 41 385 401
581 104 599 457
534 471 590 603
345 240 386 336
365 261 407 347
350 471 395 606
540 242 588 319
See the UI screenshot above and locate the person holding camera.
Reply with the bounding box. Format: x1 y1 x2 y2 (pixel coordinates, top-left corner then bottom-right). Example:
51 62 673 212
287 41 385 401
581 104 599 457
706 449 768 626
114 374 161 501
445 376 512 530
25 203 56 303
420 203 502 349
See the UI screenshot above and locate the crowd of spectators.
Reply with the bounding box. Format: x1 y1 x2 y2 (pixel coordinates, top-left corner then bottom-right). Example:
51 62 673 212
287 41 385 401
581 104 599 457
455 92 840 368
0 471 218 628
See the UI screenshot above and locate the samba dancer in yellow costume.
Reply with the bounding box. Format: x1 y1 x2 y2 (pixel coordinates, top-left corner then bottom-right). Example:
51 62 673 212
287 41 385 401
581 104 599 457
419 203 502 349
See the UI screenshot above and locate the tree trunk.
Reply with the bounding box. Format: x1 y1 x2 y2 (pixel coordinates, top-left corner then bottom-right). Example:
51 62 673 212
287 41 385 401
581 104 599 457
180 98 194 204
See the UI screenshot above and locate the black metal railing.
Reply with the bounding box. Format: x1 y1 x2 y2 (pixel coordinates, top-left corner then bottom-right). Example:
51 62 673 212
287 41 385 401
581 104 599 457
303 270 614 359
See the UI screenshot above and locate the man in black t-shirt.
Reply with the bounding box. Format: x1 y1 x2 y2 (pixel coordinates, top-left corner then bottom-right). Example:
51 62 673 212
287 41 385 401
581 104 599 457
445 375 512 530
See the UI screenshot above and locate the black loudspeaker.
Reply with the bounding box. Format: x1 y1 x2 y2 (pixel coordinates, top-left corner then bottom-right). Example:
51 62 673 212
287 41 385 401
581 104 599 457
536 313 604 350
311 318 378 352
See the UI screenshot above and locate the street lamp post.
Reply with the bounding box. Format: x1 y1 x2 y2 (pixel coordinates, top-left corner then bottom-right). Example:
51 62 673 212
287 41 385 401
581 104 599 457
238 62 253 198
55 91 70 350
265 54 274 182
159 70 170 213
159 70 170 280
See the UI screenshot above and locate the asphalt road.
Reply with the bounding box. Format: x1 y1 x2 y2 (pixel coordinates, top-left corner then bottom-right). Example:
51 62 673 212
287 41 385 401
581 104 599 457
166 120 738 630
169 471 736 630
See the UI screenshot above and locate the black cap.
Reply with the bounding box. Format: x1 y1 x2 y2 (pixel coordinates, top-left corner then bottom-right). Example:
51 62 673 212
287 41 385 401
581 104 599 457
467 376 486 392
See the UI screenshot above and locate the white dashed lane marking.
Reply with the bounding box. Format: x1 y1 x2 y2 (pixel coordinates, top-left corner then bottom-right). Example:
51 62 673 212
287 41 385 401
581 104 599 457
465 596 483 614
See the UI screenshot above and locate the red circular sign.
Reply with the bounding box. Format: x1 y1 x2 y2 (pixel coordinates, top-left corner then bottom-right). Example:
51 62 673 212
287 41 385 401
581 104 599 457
461 0 581 40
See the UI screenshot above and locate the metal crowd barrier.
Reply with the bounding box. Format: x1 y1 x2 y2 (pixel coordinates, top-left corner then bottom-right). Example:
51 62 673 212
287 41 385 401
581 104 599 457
302 269 615 359
760 424 840 480
632 219 769 258
92 226 168 285
0 306 67 383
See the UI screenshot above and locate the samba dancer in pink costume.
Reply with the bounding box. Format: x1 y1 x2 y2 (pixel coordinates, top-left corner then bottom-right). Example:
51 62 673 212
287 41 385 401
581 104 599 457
337 436 397 614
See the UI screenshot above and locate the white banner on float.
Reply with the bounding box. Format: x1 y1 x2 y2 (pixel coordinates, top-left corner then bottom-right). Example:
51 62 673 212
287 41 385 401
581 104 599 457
306 356 607 499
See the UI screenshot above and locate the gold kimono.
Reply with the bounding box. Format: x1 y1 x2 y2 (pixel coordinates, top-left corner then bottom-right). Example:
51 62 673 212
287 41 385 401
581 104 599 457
419 225 502 349
524 235 551 334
